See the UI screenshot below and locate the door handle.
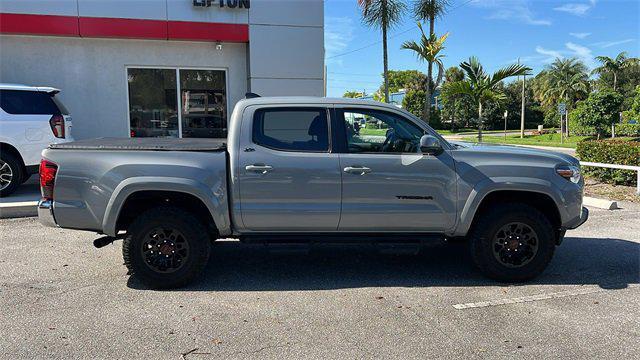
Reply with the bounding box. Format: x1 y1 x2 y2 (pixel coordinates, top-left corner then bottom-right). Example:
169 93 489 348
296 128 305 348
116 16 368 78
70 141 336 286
344 166 371 175
245 164 273 174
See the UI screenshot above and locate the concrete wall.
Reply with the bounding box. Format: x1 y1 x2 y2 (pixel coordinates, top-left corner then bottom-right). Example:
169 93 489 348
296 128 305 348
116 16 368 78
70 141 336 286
0 35 247 139
247 0 324 96
0 0 325 138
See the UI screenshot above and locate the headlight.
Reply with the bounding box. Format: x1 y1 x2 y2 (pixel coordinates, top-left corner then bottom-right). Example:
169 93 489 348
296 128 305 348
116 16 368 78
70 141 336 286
556 165 581 184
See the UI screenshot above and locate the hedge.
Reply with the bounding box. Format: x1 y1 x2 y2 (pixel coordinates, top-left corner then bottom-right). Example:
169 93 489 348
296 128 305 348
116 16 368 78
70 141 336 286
616 123 640 137
570 122 640 137
576 140 640 185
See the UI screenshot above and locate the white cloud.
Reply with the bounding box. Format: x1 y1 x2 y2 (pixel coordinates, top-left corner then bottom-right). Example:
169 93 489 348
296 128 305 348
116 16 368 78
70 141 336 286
569 32 591 39
591 38 636 48
553 0 596 16
524 42 597 68
324 17 355 66
535 46 564 63
471 0 551 26
566 42 596 68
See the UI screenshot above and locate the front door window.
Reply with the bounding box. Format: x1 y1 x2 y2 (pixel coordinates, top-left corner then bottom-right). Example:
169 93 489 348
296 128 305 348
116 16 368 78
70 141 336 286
342 109 425 154
127 68 227 138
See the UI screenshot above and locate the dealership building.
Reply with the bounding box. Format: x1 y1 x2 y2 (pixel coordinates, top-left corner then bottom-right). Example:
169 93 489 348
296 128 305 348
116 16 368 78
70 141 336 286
0 0 324 139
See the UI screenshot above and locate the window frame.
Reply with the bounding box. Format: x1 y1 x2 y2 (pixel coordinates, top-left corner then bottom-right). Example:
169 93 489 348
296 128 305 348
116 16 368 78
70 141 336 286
251 106 332 153
125 65 229 138
335 107 430 155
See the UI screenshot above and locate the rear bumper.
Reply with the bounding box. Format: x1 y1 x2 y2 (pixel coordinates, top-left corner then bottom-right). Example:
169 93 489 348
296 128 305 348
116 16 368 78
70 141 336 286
37 199 57 228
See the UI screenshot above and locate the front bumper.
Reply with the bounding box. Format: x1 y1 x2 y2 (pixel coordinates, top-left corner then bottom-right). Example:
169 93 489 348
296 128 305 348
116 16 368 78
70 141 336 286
564 206 589 230
37 199 57 228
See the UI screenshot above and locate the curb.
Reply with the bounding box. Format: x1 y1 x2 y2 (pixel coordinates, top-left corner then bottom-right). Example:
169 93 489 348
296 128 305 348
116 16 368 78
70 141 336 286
583 196 618 210
0 201 38 219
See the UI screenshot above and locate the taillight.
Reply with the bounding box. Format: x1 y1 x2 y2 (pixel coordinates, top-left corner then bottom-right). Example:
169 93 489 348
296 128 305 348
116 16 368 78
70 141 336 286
49 115 65 138
39 159 58 200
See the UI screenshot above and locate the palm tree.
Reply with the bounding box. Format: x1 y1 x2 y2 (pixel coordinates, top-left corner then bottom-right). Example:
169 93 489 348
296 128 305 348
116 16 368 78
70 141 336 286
443 57 531 141
358 0 406 103
401 23 448 123
413 0 449 121
543 58 589 110
592 52 639 91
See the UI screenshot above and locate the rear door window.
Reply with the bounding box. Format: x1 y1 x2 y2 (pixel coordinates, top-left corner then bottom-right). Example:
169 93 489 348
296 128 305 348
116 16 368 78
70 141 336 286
253 108 330 152
0 90 63 115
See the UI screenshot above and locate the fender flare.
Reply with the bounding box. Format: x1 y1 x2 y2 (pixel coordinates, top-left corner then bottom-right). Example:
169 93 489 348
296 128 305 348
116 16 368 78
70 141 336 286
452 177 567 237
101 176 231 237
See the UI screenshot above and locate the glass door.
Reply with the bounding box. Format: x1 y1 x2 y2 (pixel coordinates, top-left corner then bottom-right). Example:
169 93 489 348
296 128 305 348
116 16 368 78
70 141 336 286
127 68 179 138
127 68 227 138
179 69 227 138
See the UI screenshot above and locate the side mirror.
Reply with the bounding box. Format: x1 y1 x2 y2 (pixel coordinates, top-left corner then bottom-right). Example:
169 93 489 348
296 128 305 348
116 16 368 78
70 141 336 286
420 135 443 155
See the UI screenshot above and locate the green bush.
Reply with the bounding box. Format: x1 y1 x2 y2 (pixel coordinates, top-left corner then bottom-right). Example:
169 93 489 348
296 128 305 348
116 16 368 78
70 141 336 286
571 90 623 138
615 123 640 137
576 140 640 185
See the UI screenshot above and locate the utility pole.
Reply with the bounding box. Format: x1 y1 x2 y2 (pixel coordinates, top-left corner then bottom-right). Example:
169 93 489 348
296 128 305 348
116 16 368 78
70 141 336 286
519 58 526 138
504 110 508 139
323 65 327 97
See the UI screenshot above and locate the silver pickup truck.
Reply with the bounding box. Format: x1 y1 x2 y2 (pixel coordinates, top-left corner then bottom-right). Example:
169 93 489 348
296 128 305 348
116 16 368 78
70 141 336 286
38 97 588 288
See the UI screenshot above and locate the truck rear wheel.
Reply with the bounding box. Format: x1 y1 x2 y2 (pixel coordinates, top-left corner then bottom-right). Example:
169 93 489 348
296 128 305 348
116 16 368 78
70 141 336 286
122 207 211 289
469 203 555 282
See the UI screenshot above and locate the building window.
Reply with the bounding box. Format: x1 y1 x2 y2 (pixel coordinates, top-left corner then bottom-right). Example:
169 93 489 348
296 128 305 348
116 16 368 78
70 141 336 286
127 68 227 138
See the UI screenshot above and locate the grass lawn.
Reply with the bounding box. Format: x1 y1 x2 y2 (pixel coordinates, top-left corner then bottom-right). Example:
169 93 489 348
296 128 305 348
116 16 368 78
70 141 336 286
359 128 387 136
471 133 589 148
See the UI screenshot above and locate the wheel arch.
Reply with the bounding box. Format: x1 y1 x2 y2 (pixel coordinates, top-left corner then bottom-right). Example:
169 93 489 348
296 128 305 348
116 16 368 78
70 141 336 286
0 142 26 171
102 177 231 238
455 183 564 238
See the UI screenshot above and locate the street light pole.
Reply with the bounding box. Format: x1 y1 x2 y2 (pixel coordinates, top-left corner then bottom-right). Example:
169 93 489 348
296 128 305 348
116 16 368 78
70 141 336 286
520 73 526 138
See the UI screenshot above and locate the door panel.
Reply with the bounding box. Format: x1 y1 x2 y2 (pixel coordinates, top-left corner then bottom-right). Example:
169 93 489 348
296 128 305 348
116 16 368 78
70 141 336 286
336 107 457 232
338 152 457 231
237 106 341 231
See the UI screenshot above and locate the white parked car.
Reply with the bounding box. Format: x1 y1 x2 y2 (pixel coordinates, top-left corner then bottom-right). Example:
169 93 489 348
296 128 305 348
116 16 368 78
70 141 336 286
0 84 73 196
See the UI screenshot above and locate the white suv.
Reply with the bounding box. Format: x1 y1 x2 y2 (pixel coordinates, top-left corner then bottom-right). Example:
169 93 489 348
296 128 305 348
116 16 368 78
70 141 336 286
0 84 74 196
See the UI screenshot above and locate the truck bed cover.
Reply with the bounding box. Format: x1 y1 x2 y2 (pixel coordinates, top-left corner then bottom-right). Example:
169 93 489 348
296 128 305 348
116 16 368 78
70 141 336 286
49 138 226 151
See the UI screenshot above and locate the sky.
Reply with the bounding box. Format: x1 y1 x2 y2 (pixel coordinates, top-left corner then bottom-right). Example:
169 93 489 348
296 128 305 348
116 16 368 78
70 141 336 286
324 0 640 97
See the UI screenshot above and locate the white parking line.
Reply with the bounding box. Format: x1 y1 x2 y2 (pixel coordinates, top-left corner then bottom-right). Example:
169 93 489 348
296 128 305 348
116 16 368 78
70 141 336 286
452 287 603 310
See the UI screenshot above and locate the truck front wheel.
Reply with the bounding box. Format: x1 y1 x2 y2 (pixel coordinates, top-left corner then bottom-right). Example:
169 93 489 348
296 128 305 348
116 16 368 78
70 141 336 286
469 203 555 282
122 207 211 289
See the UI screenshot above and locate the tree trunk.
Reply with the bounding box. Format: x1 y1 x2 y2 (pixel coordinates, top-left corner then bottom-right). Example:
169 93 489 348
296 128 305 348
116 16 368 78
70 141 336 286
613 72 617 91
451 102 456 132
382 23 390 103
423 63 432 124
478 101 483 142
423 15 436 125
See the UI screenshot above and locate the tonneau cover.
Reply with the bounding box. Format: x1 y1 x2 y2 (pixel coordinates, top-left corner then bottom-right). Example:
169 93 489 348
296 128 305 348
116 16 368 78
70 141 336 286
49 138 226 151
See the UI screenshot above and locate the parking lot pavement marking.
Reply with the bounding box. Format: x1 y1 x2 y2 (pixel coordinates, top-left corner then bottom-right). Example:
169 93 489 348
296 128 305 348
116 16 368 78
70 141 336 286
452 286 605 310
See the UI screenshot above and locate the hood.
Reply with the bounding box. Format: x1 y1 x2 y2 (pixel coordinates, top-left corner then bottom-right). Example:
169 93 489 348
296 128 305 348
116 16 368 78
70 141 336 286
450 141 579 166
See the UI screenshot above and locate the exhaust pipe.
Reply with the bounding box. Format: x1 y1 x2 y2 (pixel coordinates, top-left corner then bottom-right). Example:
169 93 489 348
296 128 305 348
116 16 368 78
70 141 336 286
93 235 120 248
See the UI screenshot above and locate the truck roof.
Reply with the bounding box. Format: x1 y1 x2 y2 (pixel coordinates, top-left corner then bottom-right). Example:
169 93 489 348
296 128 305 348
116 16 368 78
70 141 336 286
237 96 401 109
0 83 60 94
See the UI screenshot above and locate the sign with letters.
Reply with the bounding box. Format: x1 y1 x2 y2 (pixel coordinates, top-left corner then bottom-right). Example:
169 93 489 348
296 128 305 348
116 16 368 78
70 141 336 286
193 0 250 9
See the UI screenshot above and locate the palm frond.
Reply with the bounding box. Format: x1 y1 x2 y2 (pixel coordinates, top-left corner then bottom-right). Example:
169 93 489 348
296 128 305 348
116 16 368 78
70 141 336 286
413 0 451 22
490 63 531 86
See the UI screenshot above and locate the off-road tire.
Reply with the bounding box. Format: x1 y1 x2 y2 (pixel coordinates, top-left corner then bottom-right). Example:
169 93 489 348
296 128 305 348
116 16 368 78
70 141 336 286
469 203 555 282
0 152 24 197
123 207 211 289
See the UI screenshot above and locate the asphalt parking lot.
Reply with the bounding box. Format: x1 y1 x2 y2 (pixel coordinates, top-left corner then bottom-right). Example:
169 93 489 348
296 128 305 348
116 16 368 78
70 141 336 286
1 204 639 359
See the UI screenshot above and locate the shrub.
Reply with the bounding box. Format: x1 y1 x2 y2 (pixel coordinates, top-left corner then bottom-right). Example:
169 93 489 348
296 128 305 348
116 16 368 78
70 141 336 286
571 90 624 139
576 140 640 185
615 123 640 137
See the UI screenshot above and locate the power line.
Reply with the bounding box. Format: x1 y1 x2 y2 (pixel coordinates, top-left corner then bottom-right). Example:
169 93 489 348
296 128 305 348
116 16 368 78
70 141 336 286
326 0 475 60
